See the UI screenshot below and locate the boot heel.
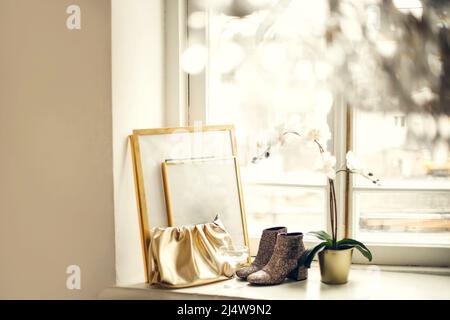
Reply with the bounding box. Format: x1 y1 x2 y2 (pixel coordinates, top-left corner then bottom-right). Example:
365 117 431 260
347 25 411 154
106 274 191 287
288 265 308 281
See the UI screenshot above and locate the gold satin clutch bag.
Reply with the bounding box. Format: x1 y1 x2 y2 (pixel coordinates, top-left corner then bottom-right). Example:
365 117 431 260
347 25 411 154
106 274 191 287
148 218 234 288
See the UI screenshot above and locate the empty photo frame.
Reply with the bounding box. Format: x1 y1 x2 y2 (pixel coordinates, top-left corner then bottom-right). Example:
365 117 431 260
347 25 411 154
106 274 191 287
130 125 249 281
162 157 247 247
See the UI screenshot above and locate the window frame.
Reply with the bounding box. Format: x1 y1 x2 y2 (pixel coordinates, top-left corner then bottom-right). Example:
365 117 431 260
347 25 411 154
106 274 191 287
172 0 450 267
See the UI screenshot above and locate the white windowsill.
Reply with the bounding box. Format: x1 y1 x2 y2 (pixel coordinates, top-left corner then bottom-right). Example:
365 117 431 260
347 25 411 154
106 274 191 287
99 264 450 300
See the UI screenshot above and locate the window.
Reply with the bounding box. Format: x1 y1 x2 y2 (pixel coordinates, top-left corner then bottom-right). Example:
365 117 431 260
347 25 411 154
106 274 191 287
181 0 450 266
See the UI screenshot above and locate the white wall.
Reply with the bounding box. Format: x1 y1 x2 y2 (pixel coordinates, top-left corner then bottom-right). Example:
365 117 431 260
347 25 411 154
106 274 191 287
0 0 167 297
0 0 115 299
112 0 165 285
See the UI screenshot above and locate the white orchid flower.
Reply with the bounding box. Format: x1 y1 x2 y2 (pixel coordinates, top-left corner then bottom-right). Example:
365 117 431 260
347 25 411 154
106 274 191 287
306 122 331 145
346 150 380 185
253 127 284 162
346 151 363 174
318 151 337 180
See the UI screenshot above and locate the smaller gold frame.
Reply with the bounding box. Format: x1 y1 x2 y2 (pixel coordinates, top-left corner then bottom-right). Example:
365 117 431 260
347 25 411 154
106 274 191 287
161 157 248 247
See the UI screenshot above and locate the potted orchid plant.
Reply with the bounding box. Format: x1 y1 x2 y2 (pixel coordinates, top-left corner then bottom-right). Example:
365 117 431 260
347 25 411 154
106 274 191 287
253 121 377 284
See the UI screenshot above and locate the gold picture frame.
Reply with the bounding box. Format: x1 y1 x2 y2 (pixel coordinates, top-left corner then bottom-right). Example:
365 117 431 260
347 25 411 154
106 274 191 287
129 125 249 282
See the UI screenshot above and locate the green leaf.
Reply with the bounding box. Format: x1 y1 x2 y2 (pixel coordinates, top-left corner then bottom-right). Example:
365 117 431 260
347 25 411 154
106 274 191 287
308 230 332 242
299 241 328 268
337 238 371 256
353 245 372 261
337 238 373 261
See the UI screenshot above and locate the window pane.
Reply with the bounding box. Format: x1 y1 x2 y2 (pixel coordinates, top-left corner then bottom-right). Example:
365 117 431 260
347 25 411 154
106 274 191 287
205 0 331 185
244 185 326 238
353 109 450 245
354 191 450 245
353 110 450 188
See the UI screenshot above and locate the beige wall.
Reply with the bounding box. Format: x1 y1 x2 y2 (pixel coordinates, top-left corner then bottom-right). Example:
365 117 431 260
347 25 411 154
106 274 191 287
111 0 165 285
0 0 115 299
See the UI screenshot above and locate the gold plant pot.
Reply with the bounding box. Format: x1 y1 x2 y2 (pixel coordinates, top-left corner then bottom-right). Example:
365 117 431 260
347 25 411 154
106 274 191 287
318 248 353 284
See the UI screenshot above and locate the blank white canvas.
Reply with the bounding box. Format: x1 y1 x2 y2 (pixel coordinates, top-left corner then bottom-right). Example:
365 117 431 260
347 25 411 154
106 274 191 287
164 158 245 246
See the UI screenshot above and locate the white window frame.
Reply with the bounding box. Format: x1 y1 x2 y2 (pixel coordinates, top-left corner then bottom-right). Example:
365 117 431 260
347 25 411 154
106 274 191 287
164 0 188 127
167 0 450 267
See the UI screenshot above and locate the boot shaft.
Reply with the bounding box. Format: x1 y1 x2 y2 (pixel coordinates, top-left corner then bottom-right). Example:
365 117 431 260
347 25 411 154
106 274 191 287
269 232 305 266
253 226 288 266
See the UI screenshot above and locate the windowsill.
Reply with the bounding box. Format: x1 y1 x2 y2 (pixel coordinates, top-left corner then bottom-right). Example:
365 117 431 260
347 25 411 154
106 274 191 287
99 264 450 300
